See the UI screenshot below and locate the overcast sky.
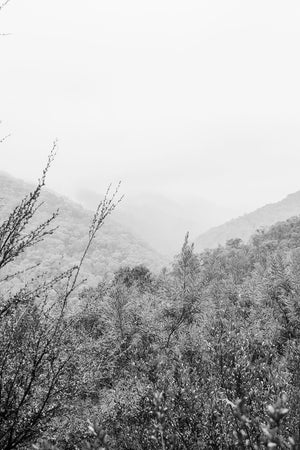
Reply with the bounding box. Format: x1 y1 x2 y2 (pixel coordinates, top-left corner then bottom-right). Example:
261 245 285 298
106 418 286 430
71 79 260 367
1 0 300 213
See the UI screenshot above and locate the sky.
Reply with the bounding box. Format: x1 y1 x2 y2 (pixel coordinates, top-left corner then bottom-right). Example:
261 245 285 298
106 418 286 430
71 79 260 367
0 0 300 214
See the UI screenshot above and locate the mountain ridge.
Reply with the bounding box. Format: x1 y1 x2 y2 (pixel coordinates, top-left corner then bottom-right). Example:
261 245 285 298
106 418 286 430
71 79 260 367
194 190 300 252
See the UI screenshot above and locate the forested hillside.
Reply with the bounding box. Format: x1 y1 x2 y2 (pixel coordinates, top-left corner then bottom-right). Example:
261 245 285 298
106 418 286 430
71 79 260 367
2 169 300 449
0 171 166 285
195 190 300 252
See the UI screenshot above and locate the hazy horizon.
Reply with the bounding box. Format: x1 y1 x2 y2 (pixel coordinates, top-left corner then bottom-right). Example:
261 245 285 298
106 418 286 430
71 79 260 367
1 1 300 217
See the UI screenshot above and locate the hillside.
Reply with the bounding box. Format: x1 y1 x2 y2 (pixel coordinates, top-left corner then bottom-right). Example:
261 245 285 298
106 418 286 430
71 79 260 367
0 172 166 285
11 206 300 448
194 190 300 252
75 189 233 255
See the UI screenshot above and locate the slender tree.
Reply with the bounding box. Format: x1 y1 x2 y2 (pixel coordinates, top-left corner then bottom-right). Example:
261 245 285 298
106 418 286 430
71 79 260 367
0 150 121 449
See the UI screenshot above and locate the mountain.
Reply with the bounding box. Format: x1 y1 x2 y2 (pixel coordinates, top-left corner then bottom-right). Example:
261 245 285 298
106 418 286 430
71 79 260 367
0 172 167 286
74 189 233 255
194 190 300 252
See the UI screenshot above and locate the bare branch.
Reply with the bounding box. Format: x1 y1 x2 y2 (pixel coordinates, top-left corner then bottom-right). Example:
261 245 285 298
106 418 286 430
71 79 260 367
0 134 11 144
0 0 11 11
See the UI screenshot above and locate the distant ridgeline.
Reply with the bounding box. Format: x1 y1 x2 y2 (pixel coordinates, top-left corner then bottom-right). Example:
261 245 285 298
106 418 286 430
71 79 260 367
0 172 167 286
2 170 300 290
194 191 300 252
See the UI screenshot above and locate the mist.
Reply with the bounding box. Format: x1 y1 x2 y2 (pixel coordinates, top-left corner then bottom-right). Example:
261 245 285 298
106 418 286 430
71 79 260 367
1 0 300 216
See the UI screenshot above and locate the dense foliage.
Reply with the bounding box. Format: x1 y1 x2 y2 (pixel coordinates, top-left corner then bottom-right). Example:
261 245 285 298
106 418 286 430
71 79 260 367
2 162 300 449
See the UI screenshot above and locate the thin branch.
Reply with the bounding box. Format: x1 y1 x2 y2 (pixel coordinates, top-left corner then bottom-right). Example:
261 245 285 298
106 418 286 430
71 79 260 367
0 262 41 284
0 134 11 144
0 0 11 11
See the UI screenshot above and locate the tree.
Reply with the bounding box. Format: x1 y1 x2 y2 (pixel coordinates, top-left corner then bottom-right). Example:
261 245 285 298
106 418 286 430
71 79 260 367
0 150 121 449
162 233 202 348
113 264 153 291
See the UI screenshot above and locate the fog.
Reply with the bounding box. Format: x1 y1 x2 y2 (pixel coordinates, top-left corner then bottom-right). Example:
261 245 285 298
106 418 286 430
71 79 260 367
1 0 300 214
